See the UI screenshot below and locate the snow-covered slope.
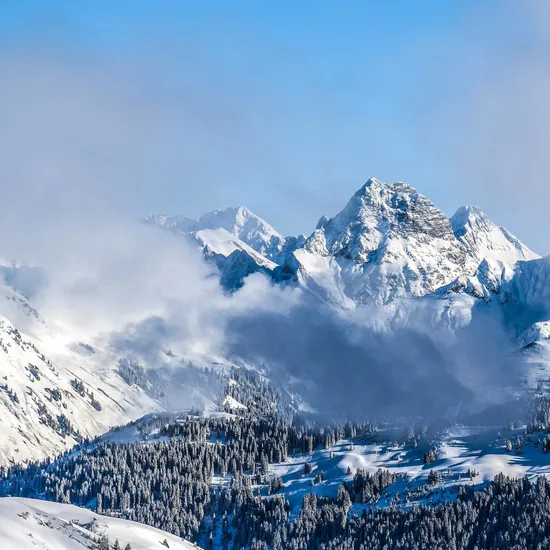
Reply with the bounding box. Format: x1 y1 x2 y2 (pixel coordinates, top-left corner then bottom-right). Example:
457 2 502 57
196 228 276 270
197 206 284 260
0 282 161 466
499 256 550 357
0 497 196 549
452 205 538 268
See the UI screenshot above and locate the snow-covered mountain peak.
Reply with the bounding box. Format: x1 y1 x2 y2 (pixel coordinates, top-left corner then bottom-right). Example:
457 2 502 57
290 178 473 305
451 205 539 293
307 178 462 262
148 206 303 266
451 205 489 236
197 205 283 251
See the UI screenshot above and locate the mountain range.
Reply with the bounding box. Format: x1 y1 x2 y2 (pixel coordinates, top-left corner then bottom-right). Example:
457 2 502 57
148 177 540 309
147 178 539 305
0 177 548 466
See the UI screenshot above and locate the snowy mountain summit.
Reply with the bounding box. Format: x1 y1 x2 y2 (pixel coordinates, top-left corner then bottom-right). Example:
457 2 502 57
287 178 473 305
146 205 301 264
274 178 537 306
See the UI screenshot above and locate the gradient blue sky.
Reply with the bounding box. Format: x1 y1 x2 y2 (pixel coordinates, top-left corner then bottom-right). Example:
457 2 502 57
1 1 549 252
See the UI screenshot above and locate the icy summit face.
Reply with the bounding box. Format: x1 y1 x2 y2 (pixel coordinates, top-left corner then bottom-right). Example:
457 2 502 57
451 204 536 264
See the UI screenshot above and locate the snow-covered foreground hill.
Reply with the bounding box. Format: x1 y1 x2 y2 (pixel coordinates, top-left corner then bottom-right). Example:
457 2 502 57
0 498 197 549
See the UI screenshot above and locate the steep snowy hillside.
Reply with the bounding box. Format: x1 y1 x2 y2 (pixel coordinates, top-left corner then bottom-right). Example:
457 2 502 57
0 282 161 466
500 256 550 361
0 498 196 549
196 227 277 270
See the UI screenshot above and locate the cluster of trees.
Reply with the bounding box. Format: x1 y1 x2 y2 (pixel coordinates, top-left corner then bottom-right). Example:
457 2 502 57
214 474 550 549
97 535 131 550
220 368 295 417
346 468 395 503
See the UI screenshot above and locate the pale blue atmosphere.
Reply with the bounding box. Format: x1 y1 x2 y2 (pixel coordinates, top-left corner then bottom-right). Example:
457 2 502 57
1 1 547 252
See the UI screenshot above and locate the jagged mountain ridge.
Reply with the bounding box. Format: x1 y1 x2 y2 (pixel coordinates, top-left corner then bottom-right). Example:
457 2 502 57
147 178 550 363
284 178 476 305
149 177 537 306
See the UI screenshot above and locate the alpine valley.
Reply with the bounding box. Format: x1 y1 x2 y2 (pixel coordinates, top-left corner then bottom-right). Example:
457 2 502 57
2 179 550 549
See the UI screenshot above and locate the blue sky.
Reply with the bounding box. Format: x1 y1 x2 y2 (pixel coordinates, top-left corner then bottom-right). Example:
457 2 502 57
1 1 548 252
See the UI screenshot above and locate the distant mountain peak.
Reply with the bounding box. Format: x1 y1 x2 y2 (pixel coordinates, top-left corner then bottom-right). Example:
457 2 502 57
198 205 281 242
451 205 492 238
451 204 538 266
143 213 197 233
147 206 303 265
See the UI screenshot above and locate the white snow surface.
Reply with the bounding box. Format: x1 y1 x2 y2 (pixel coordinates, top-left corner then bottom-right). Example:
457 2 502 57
222 395 247 411
0 497 197 549
197 206 283 256
451 205 539 292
